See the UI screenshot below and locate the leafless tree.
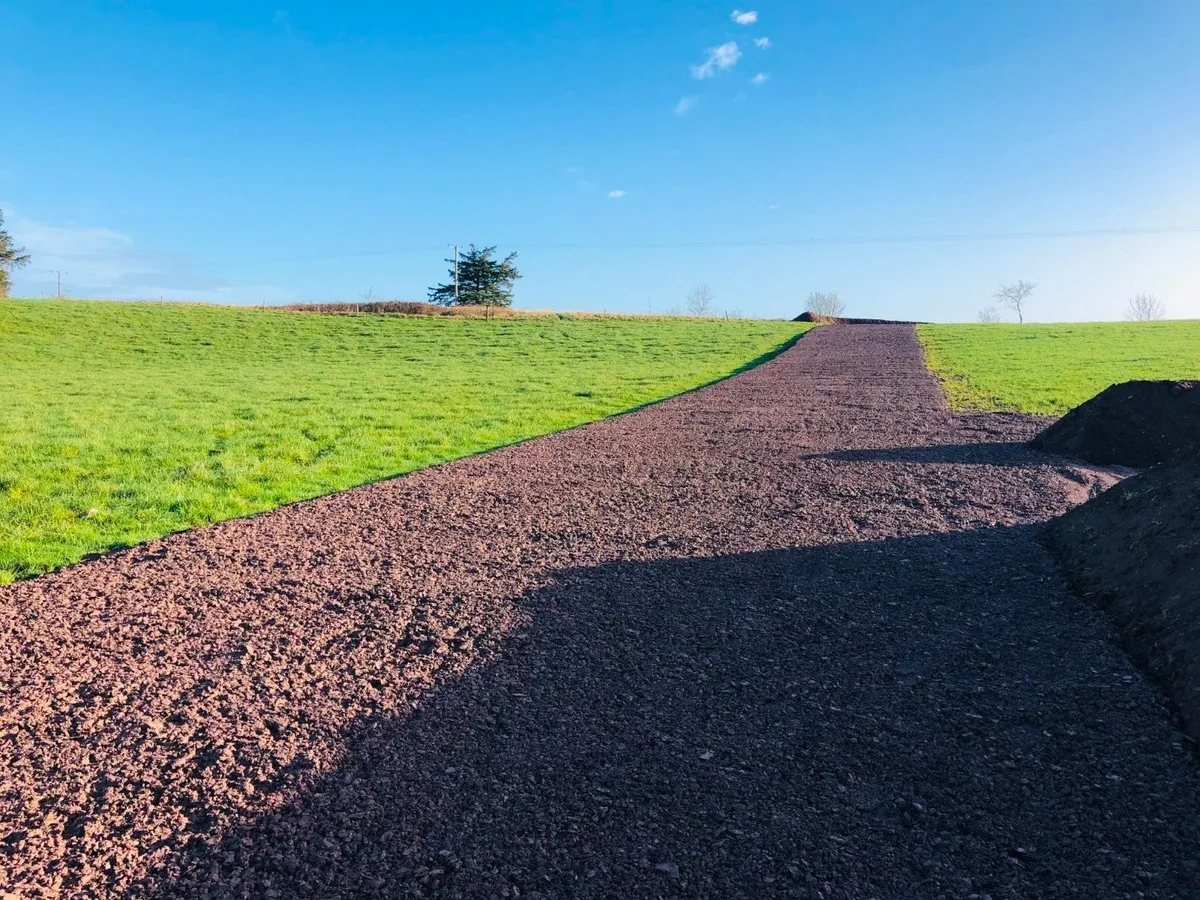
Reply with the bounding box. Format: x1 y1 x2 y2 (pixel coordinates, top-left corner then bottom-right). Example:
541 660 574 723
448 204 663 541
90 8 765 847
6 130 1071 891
992 280 1035 324
358 287 380 314
977 306 1003 323
805 291 845 318
724 308 744 319
686 284 715 316
1126 292 1165 321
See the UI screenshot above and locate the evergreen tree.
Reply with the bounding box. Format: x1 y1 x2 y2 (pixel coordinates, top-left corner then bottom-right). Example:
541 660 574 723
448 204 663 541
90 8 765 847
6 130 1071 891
428 245 520 308
0 210 31 298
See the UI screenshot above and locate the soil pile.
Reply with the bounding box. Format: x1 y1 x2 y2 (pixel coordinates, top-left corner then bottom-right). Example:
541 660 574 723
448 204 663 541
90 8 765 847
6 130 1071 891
1032 380 1200 467
1048 449 1200 742
792 312 925 324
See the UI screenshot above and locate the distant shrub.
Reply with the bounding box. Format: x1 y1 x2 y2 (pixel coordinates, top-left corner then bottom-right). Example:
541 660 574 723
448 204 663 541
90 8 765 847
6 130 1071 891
1126 292 1166 322
806 291 845 318
282 301 510 318
686 285 715 317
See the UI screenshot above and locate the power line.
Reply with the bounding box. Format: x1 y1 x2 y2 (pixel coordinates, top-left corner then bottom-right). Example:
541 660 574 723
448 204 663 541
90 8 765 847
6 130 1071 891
36 224 1196 275
280 244 446 262
265 224 1200 262
521 224 1200 251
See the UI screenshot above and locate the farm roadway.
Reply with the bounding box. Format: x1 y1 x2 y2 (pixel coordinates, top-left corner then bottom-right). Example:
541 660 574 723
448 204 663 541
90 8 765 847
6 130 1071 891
3 326 1200 899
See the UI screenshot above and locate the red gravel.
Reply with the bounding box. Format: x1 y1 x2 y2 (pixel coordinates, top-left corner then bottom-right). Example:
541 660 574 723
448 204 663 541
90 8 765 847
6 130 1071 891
3 326 1198 899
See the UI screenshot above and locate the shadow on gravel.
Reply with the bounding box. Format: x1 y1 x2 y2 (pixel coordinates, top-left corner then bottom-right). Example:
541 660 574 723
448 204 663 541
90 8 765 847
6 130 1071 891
133 526 1200 899
809 443 1048 467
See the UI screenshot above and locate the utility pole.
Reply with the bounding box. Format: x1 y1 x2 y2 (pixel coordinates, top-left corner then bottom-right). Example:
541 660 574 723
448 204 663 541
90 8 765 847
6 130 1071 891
54 271 66 298
454 244 460 304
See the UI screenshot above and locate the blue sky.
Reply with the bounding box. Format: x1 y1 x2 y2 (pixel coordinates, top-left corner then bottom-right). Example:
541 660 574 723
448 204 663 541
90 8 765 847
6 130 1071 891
3 0 1199 321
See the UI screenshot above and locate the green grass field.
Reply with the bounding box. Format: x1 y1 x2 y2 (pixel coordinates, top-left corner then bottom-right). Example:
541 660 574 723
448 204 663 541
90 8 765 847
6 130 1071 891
918 321 1200 416
0 300 804 582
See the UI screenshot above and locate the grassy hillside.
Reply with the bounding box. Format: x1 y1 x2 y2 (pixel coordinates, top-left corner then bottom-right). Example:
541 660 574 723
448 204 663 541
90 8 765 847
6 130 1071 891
918 321 1200 415
0 300 804 582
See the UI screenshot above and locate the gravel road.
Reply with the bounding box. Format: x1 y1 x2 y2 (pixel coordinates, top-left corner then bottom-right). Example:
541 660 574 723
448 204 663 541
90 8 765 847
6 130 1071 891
2 325 1198 899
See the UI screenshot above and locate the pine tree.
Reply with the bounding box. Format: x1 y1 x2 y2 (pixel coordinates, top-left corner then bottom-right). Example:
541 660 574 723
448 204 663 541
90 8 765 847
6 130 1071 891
428 245 520 308
0 210 31 298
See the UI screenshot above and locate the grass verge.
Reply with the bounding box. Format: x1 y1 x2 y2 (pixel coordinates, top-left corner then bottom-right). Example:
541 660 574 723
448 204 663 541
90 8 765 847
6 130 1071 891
917 321 1200 415
1 300 805 582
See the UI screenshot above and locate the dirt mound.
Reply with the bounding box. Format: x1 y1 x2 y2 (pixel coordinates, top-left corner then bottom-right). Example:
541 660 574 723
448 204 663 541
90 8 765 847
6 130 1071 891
792 312 925 324
1047 449 1200 742
1032 380 1200 467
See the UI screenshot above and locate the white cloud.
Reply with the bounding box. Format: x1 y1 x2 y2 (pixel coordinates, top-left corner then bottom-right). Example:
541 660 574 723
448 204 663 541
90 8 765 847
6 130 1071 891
3 208 291 304
754 37 771 49
10 215 134 260
751 72 770 85
607 190 627 199
691 42 742 79
674 96 698 116
731 9 758 25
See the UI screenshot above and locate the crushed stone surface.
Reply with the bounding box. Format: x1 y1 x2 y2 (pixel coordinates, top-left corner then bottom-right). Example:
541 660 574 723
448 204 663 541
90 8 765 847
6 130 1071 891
2 325 1198 898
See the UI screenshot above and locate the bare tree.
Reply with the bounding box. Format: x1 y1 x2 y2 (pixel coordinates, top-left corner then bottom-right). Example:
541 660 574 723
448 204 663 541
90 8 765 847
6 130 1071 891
992 280 1035 324
358 287 380 314
805 291 845 318
724 308 744 319
977 306 1003 323
1126 291 1165 321
686 284 715 316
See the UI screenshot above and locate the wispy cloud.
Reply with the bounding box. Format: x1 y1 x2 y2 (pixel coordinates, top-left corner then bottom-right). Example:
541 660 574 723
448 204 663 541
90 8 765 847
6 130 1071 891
691 42 742 79
11 216 134 260
607 190 627 200
754 37 771 49
566 166 596 191
271 9 295 36
731 9 758 25
674 96 698 116
751 72 770 85
3 208 291 304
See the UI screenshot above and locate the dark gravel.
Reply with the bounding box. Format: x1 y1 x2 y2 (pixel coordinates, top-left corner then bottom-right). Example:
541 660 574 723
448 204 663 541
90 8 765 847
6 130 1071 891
2 325 1198 899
